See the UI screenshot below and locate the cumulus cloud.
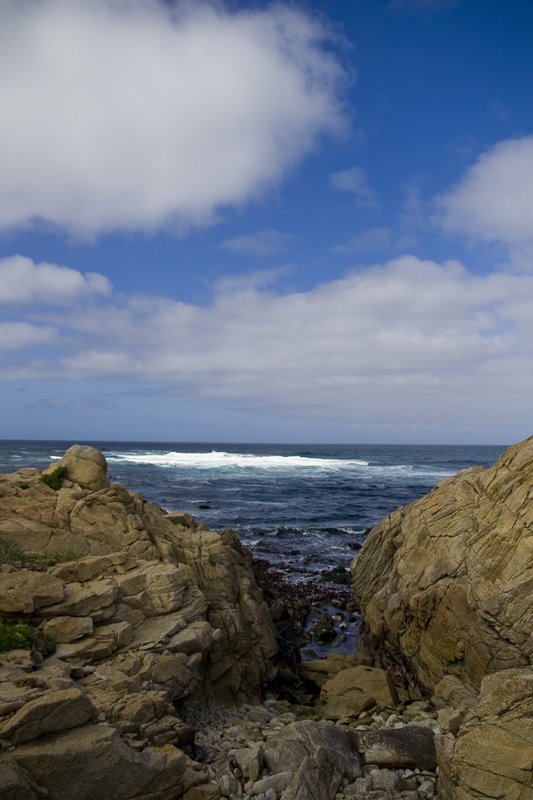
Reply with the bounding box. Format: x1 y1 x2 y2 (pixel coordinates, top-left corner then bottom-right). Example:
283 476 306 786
437 136 533 266
0 255 111 305
0 0 346 236
330 167 377 208
218 230 296 257
0 322 57 350
4 254 533 431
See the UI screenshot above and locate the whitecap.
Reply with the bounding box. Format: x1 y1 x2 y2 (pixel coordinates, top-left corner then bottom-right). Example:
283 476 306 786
105 450 369 471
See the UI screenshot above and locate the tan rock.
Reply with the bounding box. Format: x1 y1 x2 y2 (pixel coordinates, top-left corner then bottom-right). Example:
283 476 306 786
0 445 279 798
352 436 533 691
5 723 196 800
167 620 212 655
300 655 360 688
0 682 43 717
41 578 117 618
320 665 398 719
51 445 109 491
443 667 533 799
0 687 96 744
115 561 189 616
320 695 375 720
0 445 277 706
51 553 120 582
0 570 64 613
41 615 94 643
55 621 133 662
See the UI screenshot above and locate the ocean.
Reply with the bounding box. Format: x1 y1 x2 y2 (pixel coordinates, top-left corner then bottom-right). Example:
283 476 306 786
0 440 506 580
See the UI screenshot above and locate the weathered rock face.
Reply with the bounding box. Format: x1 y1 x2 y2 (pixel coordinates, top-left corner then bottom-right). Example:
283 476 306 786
0 447 277 799
352 436 533 692
352 436 533 799
0 451 277 702
437 668 533 799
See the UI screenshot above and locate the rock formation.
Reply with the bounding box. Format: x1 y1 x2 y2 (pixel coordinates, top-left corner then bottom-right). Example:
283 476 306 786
4 440 533 799
0 445 446 800
0 445 277 798
352 435 533 799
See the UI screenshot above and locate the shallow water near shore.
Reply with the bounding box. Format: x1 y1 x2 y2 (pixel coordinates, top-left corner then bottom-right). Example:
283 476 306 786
0 439 505 580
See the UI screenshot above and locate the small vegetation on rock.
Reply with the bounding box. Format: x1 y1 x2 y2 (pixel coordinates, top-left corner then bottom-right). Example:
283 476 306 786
0 536 26 564
40 465 67 490
0 536 78 568
0 623 53 654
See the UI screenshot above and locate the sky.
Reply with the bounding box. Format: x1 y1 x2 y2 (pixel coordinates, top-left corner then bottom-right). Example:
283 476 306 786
1 0 532 445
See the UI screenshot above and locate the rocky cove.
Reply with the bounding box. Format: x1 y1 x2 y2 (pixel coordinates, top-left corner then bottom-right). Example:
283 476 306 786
0 439 532 799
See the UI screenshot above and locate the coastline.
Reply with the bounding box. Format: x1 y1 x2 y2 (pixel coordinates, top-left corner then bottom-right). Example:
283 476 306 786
1 439 532 799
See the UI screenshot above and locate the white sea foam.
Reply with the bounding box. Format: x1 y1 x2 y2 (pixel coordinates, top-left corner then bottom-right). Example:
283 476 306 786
106 450 370 471
105 450 455 480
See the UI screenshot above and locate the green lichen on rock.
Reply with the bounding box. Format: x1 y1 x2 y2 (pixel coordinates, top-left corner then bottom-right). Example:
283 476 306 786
0 623 53 653
40 465 67 491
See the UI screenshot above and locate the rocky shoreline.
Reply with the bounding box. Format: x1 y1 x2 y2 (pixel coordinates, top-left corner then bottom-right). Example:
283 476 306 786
1 439 532 799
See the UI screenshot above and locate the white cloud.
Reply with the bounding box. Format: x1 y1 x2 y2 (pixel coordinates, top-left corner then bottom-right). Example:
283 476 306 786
4 254 533 431
330 167 377 208
218 230 296 257
0 255 111 305
0 0 346 236
437 136 533 266
0 322 57 349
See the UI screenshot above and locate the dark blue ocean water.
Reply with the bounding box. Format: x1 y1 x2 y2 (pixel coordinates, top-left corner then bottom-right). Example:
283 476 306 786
0 440 506 580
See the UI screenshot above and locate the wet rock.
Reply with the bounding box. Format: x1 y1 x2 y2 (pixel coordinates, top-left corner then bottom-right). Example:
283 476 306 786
321 566 351 586
312 615 337 645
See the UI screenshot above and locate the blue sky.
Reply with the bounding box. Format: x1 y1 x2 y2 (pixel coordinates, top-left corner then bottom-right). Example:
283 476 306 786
1 0 532 444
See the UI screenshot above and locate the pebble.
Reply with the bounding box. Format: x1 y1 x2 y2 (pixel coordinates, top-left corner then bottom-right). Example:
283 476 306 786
418 779 435 799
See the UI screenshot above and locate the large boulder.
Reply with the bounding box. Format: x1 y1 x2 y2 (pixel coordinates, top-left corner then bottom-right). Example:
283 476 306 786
320 665 399 720
50 444 109 491
352 436 533 692
262 720 362 800
0 724 206 800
